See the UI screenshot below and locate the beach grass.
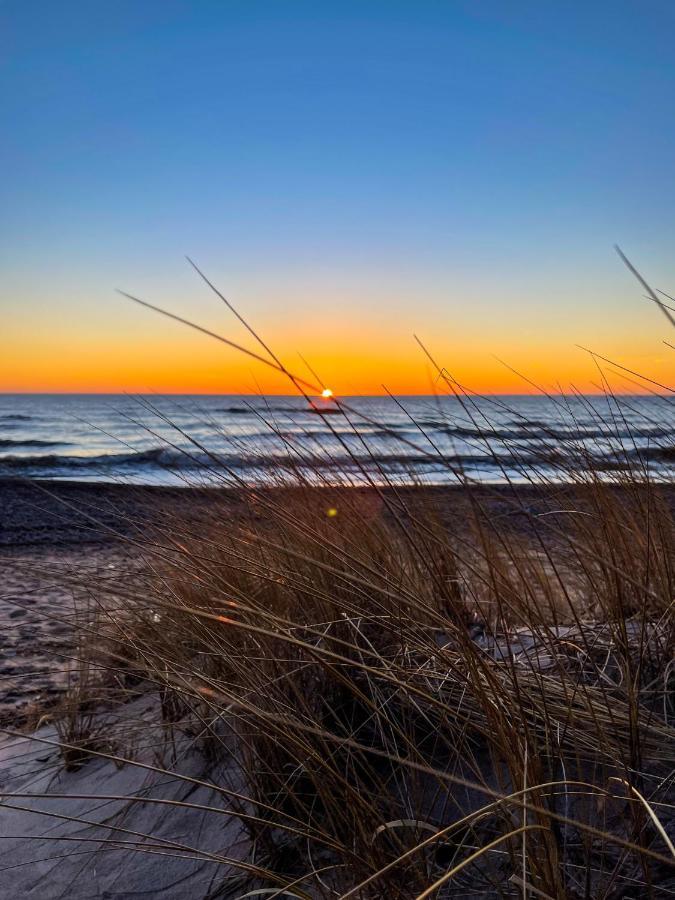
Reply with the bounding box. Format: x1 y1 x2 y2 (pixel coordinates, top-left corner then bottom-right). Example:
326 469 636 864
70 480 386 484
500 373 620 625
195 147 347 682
115 467 674 896
3 256 675 897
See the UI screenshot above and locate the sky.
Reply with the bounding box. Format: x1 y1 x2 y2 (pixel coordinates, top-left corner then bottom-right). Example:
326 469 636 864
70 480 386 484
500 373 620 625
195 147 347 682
2 0 675 395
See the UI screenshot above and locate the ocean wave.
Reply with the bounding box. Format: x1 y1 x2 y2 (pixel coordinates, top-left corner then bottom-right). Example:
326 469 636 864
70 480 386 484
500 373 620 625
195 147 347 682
0 414 33 422
0 448 175 471
203 411 675 445
213 406 260 414
0 445 503 475
0 440 671 479
0 439 69 448
418 422 674 442
0 447 241 474
505 418 555 428
213 405 307 415
628 445 675 463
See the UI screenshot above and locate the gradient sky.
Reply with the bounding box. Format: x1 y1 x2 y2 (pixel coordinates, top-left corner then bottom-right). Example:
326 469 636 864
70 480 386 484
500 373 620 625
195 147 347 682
2 1 675 395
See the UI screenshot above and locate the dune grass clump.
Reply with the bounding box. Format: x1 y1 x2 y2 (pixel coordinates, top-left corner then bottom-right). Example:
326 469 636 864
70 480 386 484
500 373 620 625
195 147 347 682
90 429 673 898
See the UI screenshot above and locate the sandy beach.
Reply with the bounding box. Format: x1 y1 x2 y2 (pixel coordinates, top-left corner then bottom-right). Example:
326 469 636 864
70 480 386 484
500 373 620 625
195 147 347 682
0 480 184 724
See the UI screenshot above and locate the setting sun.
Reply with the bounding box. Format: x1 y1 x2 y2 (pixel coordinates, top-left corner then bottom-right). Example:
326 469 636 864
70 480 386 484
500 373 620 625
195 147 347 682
321 388 333 398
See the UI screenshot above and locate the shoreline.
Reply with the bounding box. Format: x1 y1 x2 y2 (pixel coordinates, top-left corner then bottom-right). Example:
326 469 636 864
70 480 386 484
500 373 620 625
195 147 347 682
4 475 675 547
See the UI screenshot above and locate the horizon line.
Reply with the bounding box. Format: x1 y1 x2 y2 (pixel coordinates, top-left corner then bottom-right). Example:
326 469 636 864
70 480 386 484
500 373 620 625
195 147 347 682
0 390 667 398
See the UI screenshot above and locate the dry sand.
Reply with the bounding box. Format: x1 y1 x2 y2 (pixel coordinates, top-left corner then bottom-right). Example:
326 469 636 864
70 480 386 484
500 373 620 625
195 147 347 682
0 544 138 724
0 480 251 896
0 695 249 898
0 479 212 724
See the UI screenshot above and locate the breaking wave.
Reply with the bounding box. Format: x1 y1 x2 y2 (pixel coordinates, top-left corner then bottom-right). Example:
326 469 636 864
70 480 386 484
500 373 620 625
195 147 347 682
0 439 69 448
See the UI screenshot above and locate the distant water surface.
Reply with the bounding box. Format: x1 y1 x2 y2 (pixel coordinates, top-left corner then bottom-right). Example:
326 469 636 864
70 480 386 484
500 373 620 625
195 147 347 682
0 393 673 486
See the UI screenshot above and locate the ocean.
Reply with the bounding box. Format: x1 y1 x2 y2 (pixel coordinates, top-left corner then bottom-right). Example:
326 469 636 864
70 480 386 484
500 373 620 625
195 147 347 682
0 393 673 487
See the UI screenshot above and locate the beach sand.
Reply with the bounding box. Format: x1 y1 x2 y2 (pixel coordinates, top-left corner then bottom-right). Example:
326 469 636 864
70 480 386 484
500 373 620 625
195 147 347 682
0 480 178 724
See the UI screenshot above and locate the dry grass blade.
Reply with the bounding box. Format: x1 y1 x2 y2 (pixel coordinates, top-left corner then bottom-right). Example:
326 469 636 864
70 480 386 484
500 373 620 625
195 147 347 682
611 778 675 859
414 826 545 899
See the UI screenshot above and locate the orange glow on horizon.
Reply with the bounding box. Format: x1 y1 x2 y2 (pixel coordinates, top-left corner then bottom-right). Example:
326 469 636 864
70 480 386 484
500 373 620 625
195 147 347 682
2 311 673 396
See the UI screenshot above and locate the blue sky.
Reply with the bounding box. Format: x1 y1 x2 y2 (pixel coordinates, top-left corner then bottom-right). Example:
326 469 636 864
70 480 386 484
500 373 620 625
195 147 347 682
3 1 675 392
